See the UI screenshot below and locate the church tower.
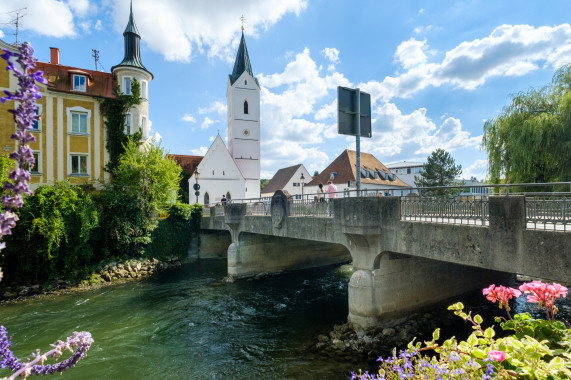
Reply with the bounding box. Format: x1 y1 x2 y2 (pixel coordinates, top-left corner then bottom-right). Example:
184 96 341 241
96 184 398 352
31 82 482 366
111 1 153 140
227 30 261 199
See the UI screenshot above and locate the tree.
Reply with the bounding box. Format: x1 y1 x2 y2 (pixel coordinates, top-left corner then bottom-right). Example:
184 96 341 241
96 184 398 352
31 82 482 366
415 148 462 196
98 138 182 257
483 65 571 186
260 179 269 192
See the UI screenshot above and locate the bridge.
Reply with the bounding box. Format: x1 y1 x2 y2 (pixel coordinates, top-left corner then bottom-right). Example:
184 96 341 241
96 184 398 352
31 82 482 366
199 191 570 331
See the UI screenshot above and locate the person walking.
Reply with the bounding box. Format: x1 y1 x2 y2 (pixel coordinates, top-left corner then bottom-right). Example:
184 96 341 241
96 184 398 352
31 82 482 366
221 194 227 205
326 181 337 200
317 183 325 202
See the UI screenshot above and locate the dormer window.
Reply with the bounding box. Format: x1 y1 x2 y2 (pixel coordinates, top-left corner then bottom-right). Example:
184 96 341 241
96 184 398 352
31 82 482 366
73 75 86 92
244 100 249 114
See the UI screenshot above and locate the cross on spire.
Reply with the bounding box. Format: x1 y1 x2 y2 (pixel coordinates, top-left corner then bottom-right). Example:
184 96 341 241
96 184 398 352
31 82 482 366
241 15 246 31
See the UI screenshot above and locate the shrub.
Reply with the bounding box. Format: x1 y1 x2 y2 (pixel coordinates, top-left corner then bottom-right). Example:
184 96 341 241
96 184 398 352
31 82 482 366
144 202 202 260
1 182 99 284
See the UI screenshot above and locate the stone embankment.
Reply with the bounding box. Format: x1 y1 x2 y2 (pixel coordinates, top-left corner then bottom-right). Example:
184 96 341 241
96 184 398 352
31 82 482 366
311 310 458 361
1 256 183 300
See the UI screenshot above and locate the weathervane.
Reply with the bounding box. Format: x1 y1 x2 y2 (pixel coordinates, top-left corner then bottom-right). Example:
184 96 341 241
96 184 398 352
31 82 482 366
241 15 246 31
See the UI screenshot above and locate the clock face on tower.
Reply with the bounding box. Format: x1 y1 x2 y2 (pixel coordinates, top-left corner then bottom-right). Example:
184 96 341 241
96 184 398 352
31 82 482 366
242 129 250 137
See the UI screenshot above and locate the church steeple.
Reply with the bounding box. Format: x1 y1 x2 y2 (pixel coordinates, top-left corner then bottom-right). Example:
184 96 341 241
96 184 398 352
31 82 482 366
112 1 153 78
229 31 256 86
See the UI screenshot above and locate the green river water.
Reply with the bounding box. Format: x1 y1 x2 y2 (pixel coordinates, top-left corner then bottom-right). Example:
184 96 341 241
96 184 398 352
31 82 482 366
0 260 369 380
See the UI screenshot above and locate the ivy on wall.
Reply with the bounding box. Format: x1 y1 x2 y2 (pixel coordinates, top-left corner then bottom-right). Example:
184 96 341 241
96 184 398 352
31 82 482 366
100 78 142 173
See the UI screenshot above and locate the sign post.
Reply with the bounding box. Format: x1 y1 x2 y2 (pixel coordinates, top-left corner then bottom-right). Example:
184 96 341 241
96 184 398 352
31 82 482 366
337 86 372 195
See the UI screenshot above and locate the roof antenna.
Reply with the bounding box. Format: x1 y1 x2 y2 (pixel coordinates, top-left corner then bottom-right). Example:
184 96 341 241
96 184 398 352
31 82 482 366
3 8 27 45
92 49 100 71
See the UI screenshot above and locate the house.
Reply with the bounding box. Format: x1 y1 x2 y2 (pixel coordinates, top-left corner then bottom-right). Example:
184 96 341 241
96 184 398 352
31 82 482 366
305 149 410 197
385 161 424 191
261 164 312 199
0 4 151 188
183 30 261 206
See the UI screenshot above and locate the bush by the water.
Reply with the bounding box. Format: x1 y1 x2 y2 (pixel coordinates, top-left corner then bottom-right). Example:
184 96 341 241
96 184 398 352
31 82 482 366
144 202 202 260
1 182 99 284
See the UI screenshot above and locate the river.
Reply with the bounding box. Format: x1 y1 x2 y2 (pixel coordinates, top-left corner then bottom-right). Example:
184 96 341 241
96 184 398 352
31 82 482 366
0 260 367 379
0 260 569 379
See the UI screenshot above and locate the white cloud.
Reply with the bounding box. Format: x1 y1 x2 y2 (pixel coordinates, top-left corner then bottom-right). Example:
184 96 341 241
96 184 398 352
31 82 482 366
191 146 208 155
182 114 196 123
198 101 225 116
363 23 571 104
462 159 488 181
322 47 340 64
357 103 480 159
111 0 308 62
94 19 102 31
394 38 428 69
68 0 90 17
0 0 76 38
201 117 215 130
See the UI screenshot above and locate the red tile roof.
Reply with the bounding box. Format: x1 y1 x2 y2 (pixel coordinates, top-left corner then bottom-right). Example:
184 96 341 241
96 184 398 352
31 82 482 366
262 164 303 194
307 149 409 188
167 154 203 174
36 61 115 98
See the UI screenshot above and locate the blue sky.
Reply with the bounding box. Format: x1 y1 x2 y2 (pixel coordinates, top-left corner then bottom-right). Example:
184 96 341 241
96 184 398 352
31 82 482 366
1 0 569 180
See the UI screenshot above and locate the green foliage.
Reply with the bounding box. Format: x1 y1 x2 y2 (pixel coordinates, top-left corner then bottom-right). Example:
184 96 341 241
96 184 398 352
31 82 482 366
101 78 142 173
179 170 191 204
354 302 571 379
414 148 463 196
144 202 202 260
0 152 11 187
98 139 182 257
260 178 269 191
483 64 571 187
1 182 99 284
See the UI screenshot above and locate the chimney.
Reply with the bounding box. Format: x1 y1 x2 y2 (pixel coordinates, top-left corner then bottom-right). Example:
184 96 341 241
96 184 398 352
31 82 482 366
50 47 60 65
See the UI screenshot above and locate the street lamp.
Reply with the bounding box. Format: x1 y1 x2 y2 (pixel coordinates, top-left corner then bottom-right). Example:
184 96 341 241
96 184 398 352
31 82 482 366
193 167 200 204
300 173 305 203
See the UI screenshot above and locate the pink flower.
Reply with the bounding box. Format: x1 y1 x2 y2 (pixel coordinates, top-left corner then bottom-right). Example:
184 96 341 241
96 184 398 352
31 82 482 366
488 350 506 362
519 281 568 307
482 284 521 311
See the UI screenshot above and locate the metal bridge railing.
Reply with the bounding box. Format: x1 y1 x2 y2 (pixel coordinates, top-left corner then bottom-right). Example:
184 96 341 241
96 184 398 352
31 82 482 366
525 196 570 232
401 196 489 226
289 199 333 217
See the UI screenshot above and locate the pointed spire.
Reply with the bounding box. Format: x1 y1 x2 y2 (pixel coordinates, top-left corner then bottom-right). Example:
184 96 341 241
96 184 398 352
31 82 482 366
124 0 140 35
112 0 153 78
229 31 254 85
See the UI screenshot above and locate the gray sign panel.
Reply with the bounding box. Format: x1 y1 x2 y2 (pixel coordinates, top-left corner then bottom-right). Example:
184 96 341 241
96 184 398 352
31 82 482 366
337 86 372 138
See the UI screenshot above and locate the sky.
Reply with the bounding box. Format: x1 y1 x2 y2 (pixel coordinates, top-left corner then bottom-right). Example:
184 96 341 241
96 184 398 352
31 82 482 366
1 0 570 181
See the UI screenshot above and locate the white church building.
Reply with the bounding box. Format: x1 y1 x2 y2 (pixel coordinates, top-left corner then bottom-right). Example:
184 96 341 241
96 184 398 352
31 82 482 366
187 31 261 206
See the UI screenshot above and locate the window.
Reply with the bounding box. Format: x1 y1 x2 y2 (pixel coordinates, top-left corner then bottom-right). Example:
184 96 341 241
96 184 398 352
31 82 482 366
32 106 42 130
226 192 231 201
295 195 301 199
141 115 147 134
124 113 132 134
244 100 248 114
24 152 40 173
204 192 210 205
141 80 147 99
73 75 86 92
245 80 247 85
293 182 300 187
71 155 88 175
123 77 132 95
71 112 88 134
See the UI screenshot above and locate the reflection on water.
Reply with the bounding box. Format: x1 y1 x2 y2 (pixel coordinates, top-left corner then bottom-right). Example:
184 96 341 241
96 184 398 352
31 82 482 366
0 260 568 379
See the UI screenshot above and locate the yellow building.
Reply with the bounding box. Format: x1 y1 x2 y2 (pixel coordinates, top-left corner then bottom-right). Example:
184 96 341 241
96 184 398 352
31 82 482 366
0 5 152 189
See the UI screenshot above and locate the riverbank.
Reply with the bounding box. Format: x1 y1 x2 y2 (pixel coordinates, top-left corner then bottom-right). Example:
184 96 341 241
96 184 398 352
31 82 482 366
0 255 186 302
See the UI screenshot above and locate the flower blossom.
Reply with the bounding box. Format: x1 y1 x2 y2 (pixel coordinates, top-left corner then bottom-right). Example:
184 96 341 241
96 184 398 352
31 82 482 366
488 350 506 362
482 284 521 311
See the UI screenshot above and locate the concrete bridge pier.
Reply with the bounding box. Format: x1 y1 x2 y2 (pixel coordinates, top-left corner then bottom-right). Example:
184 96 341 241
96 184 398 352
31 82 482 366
339 197 512 331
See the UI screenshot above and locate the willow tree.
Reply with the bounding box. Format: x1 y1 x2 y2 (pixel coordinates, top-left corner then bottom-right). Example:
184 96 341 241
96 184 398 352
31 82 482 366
482 65 571 186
